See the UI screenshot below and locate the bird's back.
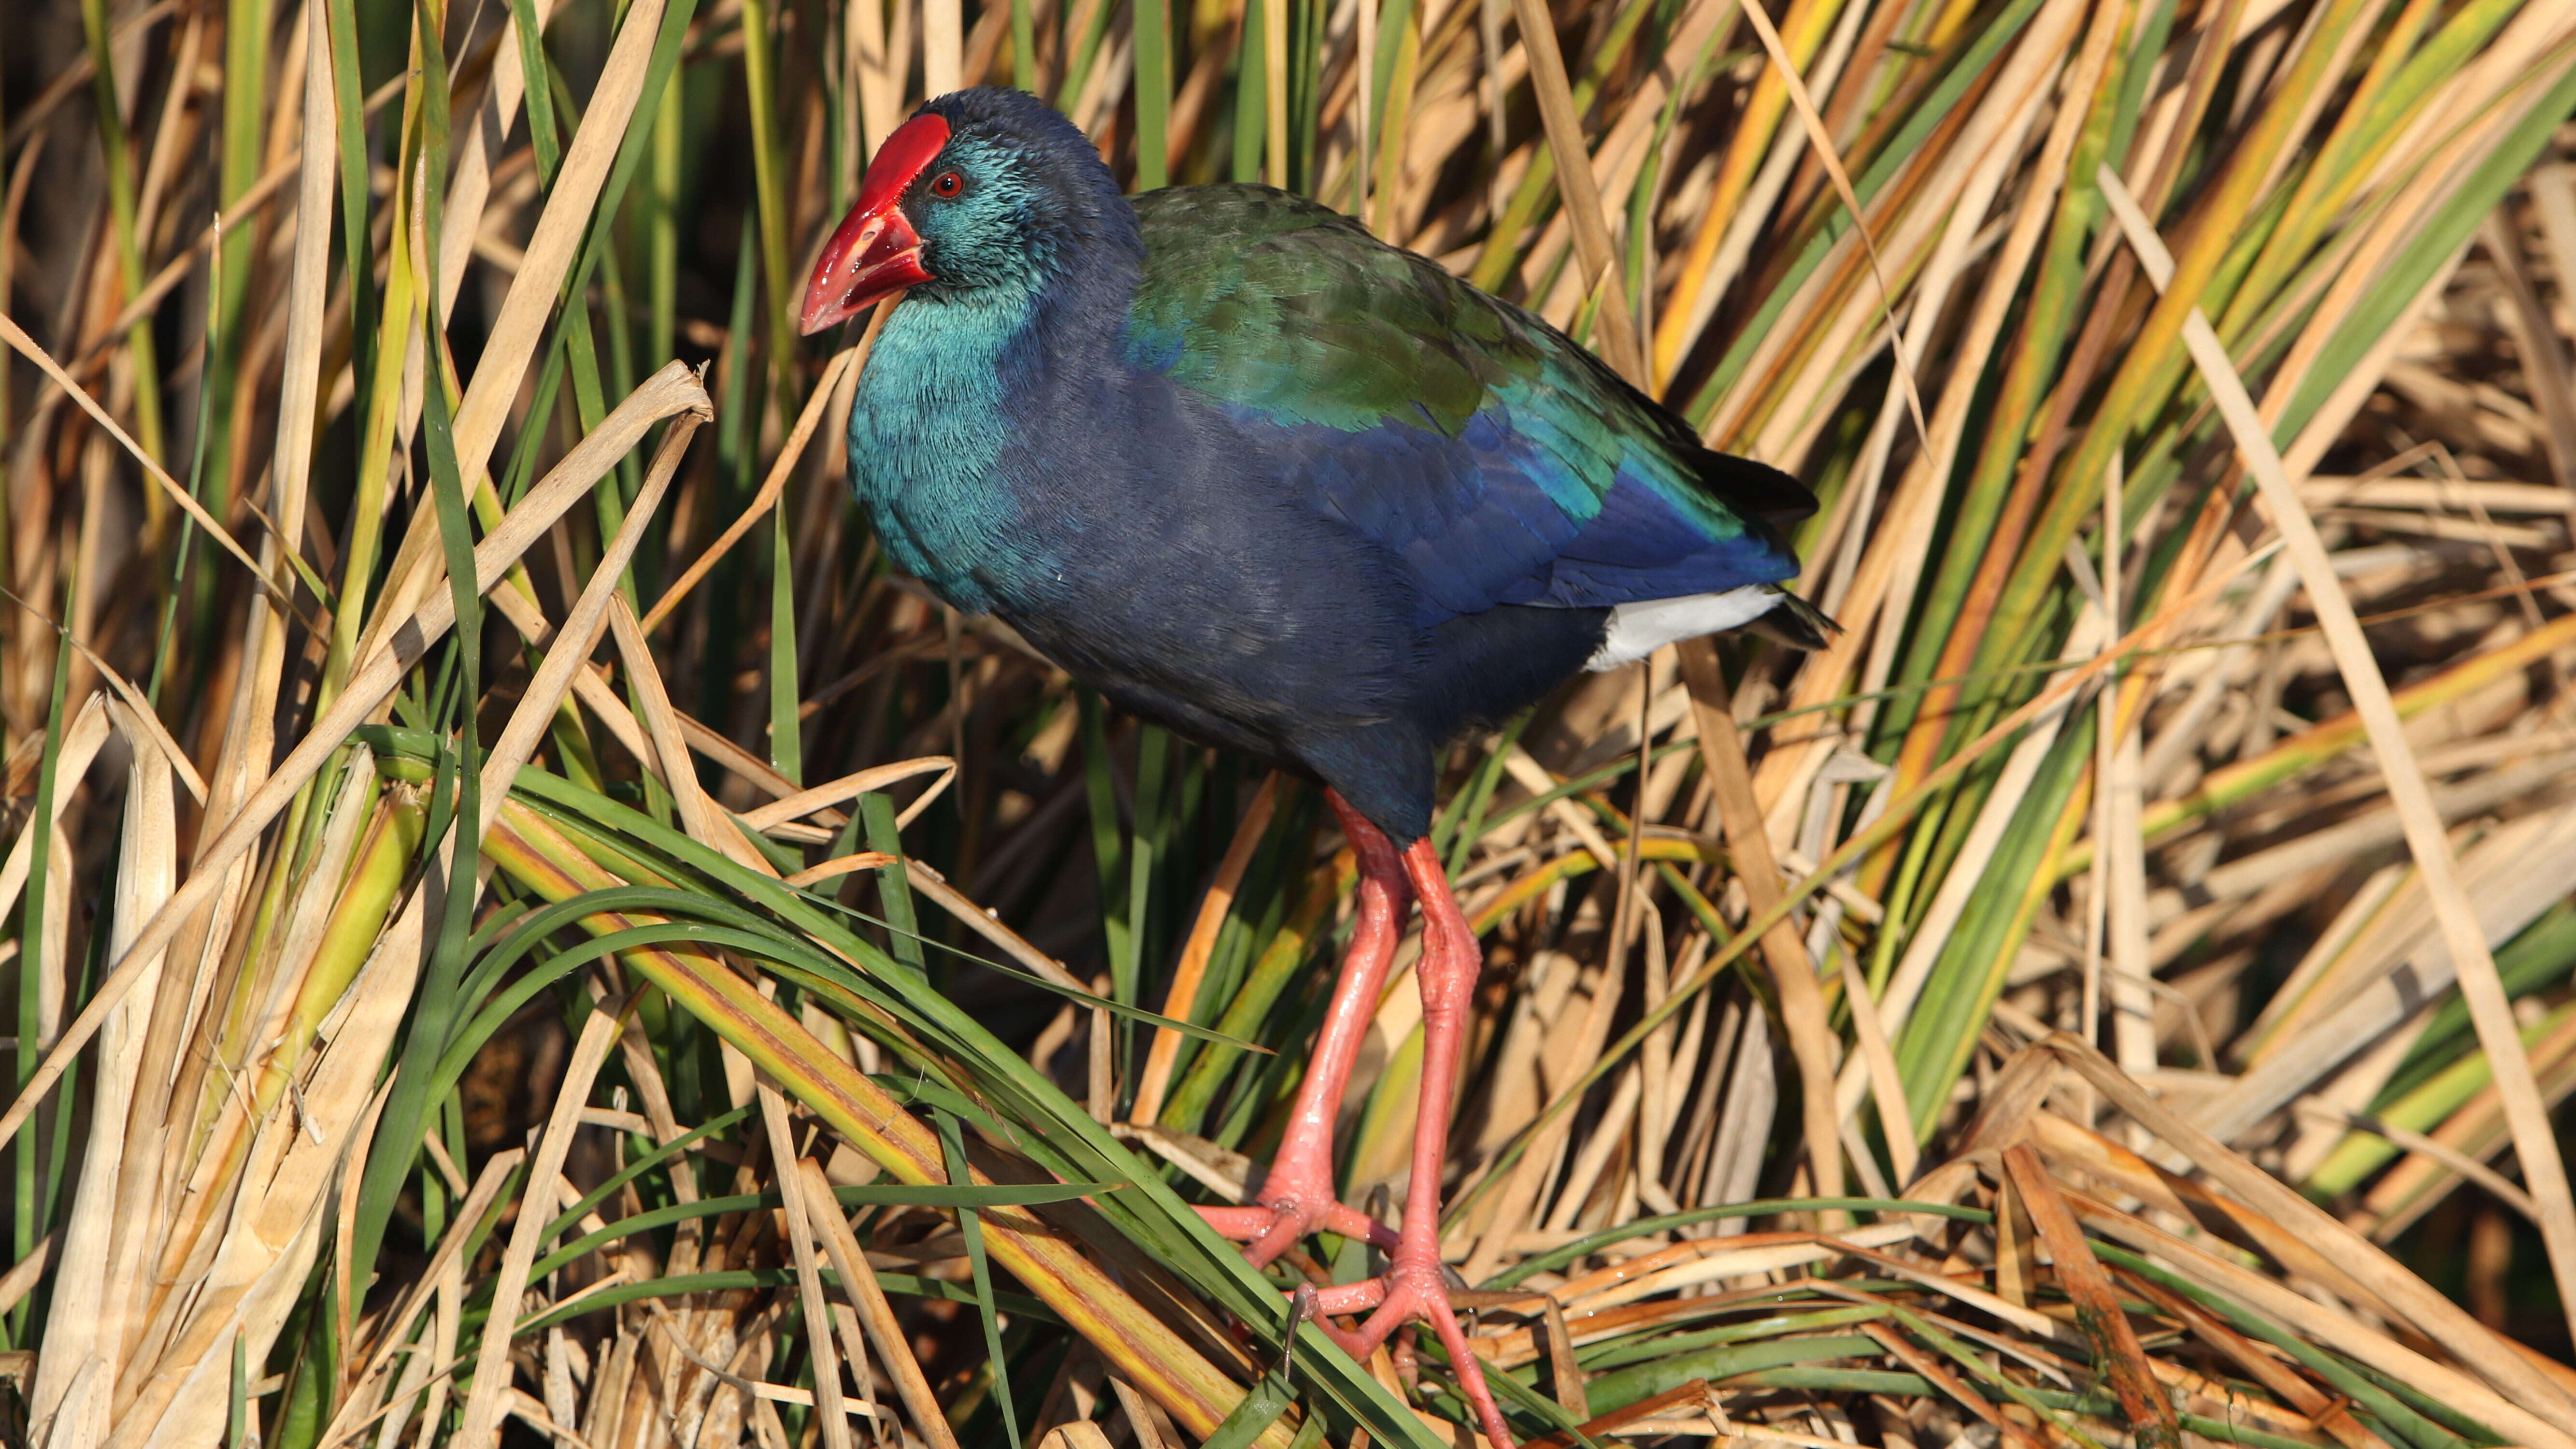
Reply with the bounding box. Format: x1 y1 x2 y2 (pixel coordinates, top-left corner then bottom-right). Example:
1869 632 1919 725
1123 185 1820 629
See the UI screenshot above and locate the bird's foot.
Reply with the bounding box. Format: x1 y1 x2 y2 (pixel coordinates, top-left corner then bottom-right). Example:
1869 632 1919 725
1302 1247 1517 1449
1200 1198 1514 1445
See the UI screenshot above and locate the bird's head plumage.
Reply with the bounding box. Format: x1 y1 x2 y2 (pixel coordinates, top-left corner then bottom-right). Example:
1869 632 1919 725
800 87 1131 334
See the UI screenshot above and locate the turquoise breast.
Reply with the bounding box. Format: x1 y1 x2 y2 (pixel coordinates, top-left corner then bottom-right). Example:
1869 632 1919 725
844 292 1044 616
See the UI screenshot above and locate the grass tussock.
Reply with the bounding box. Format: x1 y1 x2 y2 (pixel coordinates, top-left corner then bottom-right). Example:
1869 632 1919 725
2 0 2576 1442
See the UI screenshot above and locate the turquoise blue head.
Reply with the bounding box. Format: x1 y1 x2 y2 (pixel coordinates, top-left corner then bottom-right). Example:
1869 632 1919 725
799 88 1126 334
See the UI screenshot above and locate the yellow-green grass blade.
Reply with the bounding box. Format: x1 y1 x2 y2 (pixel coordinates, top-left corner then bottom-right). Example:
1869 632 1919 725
365 730 1434 1440
76 0 165 471
1679 0 2051 427
200 0 271 519
1137 0 1173 187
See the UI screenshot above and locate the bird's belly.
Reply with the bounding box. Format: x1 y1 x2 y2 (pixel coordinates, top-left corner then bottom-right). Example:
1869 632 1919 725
994 485 1424 748
853 373 1450 753
1001 605 1312 766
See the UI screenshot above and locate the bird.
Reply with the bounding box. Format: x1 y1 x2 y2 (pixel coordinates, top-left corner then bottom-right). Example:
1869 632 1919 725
800 86 1829 1446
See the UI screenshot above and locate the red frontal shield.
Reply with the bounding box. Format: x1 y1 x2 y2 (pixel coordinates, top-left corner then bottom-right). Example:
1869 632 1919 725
800 113 951 333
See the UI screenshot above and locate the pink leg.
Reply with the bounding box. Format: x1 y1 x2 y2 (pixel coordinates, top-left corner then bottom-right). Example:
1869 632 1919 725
1197 816 1517 1445
1197 789 1407 1265
1291 837 1513 1448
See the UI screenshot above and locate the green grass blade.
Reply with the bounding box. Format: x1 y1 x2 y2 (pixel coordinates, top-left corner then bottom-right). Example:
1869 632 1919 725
939 1108 1023 1449
11 608 72 1340
1136 0 1171 188
770 516 802 784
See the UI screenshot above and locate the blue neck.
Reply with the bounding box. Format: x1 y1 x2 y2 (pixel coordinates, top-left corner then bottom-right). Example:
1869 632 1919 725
845 215 1144 615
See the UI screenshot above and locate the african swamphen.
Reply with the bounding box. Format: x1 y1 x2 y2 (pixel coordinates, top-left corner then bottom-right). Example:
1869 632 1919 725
801 86 1827 1445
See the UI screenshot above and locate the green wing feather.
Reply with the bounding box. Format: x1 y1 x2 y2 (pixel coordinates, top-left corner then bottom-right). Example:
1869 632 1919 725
1125 186 1523 436
1120 185 1818 619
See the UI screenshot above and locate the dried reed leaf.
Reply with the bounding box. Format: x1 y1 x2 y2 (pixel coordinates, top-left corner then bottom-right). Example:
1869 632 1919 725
1504 0 1643 380
357 0 678 666
1678 641 1843 1209
795 1155 964 1449
1999 1145 2179 1449
645 330 872 633
2101 162 2576 1351
25 699 179 1444
456 1007 627 1447
0 364 710 1156
2046 1031 2576 1432
0 314 282 606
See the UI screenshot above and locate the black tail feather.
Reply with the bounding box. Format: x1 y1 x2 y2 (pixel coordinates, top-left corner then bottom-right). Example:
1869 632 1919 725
1749 590 1839 650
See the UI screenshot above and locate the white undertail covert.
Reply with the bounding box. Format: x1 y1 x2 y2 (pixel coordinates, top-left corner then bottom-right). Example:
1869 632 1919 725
1582 586 1779 670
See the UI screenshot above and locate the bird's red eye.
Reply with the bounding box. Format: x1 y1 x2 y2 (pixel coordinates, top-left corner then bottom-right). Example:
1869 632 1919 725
930 171 964 198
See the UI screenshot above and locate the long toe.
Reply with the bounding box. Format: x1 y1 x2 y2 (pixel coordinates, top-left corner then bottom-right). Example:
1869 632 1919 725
1421 1279 1519 1449
1195 1186 1401 1263
1196 1198 1401 1269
